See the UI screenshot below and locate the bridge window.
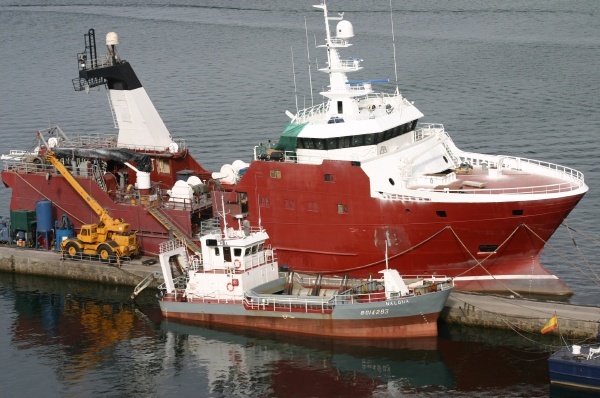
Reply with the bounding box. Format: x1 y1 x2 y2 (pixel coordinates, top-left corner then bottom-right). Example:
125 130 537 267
297 119 418 151
234 248 242 256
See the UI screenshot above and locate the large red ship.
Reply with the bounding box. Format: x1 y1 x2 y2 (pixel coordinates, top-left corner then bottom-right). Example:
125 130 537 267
1 2 587 297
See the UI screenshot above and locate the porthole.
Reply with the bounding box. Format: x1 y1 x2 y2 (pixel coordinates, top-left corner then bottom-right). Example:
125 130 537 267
389 178 395 186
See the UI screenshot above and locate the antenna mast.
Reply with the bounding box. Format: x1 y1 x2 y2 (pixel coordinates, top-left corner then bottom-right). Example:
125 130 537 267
291 46 299 113
305 16 314 107
389 0 399 92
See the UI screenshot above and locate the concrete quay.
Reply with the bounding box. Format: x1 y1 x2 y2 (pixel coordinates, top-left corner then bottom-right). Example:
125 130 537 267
1 246 599 340
443 292 600 340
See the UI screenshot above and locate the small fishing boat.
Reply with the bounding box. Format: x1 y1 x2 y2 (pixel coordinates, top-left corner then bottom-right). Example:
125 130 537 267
548 344 600 391
157 207 454 339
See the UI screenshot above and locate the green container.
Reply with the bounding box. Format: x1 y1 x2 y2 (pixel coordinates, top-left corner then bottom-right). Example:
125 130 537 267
10 209 36 231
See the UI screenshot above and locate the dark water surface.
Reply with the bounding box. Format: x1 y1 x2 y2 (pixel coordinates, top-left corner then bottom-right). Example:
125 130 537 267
0 0 599 396
0 272 573 397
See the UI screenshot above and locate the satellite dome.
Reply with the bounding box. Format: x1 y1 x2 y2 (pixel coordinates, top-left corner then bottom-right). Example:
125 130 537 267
106 32 119 46
336 20 354 39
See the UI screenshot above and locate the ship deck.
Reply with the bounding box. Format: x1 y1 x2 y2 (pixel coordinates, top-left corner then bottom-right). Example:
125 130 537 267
412 163 582 195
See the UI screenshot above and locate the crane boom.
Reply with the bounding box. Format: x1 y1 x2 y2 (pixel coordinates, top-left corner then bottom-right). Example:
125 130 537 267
46 153 129 233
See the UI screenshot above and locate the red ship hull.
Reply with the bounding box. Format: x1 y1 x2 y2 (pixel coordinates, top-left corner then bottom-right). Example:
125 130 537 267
228 160 583 296
1 167 205 257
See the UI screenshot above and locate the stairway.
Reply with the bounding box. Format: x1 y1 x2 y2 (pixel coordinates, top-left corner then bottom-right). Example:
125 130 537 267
147 206 203 255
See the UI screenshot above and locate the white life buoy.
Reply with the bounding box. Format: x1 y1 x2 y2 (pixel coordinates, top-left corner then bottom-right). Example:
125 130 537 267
226 283 234 292
234 259 242 269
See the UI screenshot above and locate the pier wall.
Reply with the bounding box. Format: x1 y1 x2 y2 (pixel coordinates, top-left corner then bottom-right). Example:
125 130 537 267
2 246 599 340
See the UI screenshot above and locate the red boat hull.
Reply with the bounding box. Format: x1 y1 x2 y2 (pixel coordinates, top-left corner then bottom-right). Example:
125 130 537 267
230 160 584 296
1 169 197 256
160 308 441 339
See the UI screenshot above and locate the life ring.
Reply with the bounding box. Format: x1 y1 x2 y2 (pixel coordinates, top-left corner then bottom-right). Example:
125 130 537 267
226 283 234 292
234 259 241 269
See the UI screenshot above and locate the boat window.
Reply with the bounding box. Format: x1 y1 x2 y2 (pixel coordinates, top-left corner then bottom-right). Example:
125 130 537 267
326 138 337 150
223 247 231 262
337 204 348 214
258 243 264 251
324 173 335 182
214 247 220 256
245 248 251 255
337 101 343 114
298 120 418 151
352 135 364 147
234 248 242 256
479 245 498 252
339 136 350 148
436 210 447 217
512 209 524 216
252 245 258 254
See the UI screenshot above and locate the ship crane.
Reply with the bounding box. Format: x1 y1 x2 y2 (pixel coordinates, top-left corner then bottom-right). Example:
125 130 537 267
45 153 140 262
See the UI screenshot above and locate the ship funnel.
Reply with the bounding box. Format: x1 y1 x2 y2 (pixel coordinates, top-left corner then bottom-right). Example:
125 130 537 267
106 32 119 46
336 20 354 39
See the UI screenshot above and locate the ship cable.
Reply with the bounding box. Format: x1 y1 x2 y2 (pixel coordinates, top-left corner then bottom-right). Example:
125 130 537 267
449 225 524 298
306 225 450 274
522 223 600 287
562 220 600 282
450 293 597 347
13 167 86 225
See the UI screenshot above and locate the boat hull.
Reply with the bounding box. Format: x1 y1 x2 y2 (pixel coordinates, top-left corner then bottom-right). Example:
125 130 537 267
549 347 600 391
1 169 199 256
159 288 451 339
230 160 584 296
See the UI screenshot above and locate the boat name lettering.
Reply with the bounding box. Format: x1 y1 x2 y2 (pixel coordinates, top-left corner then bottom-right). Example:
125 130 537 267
385 299 410 306
360 309 389 316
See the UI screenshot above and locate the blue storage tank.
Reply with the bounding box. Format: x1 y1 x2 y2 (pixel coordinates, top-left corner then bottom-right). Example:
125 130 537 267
55 228 74 251
36 200 53 232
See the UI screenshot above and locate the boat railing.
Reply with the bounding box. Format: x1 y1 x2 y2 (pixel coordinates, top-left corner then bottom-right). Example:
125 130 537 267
57 133 188 154
335 59 362 70
242 276 453 313
82 54 114 70
294 102 329 123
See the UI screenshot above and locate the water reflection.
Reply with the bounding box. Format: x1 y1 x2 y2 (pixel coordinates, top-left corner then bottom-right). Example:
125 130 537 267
0 272 556 397
159 320 454 397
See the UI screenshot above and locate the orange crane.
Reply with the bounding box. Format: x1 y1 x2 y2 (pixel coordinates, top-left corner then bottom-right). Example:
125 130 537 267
46 153 139 262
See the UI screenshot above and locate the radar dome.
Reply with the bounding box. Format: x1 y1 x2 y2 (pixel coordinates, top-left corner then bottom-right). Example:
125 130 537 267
106 32 119 46
336 20 354 39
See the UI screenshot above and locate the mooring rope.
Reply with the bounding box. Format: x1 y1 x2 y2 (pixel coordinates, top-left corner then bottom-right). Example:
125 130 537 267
306 225 451 275
522 223 600 287
562 219 599 281
448 224 525 297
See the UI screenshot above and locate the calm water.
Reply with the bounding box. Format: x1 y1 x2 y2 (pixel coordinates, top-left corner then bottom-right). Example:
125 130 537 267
0 272 576 397
0 0 599 395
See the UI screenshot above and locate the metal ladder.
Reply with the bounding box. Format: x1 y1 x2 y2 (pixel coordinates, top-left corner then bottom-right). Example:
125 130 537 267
147 206 203 255
92 162 107 192
106 91 119 129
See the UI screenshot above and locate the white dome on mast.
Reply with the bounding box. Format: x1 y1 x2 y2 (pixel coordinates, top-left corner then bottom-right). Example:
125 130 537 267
336 20 354 39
